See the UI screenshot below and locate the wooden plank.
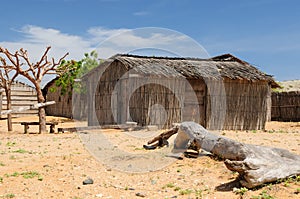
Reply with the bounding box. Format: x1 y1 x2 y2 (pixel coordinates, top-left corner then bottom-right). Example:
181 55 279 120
3 96 37 101
1 101 55 115
20 121 58 125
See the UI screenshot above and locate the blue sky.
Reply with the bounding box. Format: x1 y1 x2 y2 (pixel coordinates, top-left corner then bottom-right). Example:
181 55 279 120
0 0 299 82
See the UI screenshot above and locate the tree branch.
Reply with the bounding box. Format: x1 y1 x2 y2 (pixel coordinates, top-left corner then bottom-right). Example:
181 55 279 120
42 52 69 76
19 48 37 77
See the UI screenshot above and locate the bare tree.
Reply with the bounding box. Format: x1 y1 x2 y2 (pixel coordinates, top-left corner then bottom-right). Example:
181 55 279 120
0 46 68 133
0 57 19 131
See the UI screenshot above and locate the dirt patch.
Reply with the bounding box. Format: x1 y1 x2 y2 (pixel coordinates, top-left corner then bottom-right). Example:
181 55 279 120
0 116 299 198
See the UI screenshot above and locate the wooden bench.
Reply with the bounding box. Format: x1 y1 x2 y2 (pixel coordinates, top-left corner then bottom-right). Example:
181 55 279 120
21 122 58 134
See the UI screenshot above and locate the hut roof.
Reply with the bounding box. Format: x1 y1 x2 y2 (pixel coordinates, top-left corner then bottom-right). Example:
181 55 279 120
85 54 279 87
114 54 278 86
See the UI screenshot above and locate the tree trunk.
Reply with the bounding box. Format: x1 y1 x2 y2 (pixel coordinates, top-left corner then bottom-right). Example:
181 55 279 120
36 84 47 133
169 122 300 188
38 107 47 133
5 88 12 131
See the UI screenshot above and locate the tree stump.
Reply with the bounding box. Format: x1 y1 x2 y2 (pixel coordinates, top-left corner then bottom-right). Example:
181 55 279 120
171 122 300 188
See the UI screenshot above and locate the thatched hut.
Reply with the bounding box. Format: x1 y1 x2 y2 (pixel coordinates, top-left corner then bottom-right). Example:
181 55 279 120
43 77 87 119
82 54 278 130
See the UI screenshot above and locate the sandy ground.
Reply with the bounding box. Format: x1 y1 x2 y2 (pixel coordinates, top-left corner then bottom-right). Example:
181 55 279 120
0 116 299 199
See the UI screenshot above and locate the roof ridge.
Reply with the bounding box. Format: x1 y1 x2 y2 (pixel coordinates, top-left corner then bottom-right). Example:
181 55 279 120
114 53 247 62
113 53 209 61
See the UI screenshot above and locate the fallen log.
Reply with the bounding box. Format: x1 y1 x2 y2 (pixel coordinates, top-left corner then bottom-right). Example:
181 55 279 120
147 121 300 188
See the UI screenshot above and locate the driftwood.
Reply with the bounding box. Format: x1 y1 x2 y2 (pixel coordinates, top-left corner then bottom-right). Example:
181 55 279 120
146 121 300 188
143 126 179 150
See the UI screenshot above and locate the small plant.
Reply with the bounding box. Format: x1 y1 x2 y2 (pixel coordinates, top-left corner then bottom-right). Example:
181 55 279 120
295 188 300 194
267 130 275 134
174 186 181 191
179 189 193 195
266 184 274 191
0 176 3 183
166 183 175 188
5 171 42 180
284 181 290 187
4 193 15 198
251 190 274 199
283 176 296 187
12 149 28 154
12 172 20 177
6 142 16 147
177 168 181 173
252 130 257 133
5 172 19 177
278 129 286 133
194 189 203 197
0 162 5 166
233 187 248 196
163 182 175 189
21 171 40 179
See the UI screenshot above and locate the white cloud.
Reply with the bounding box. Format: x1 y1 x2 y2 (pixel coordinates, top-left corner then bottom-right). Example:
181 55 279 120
92 27 209 58
0 25 210 86
87 27 131 44
1 25 91 62
1 25 209 60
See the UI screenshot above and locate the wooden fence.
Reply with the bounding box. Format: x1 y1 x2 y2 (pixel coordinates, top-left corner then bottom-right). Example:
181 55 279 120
1 82 38 118
271 91 300 122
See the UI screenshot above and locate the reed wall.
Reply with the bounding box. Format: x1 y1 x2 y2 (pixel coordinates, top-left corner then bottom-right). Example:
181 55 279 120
271 91 300 122
206 79 270 130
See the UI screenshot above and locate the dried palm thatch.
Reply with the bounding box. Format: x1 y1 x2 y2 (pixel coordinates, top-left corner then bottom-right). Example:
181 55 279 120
113 54 277 86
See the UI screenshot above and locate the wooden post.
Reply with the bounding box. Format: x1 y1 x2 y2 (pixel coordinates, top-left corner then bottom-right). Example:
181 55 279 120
24 124 29 134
